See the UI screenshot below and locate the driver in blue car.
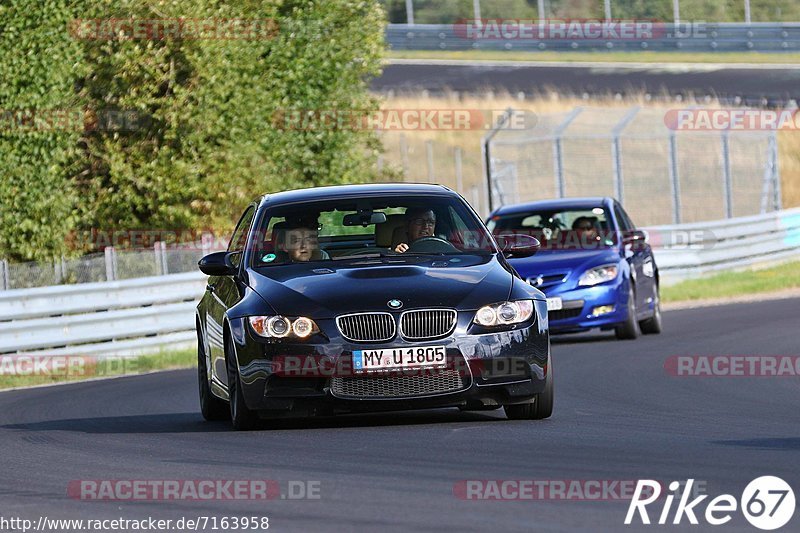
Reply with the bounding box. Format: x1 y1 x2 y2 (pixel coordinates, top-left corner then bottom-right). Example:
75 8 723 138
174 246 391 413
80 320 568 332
394 207 437 253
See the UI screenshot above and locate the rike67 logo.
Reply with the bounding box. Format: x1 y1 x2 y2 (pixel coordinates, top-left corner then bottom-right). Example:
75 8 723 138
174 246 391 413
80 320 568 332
626 477 795 530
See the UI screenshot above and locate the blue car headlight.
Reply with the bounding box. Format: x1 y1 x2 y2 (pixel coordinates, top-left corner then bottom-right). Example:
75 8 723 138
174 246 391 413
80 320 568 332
578 264 619 287
473 300 534 327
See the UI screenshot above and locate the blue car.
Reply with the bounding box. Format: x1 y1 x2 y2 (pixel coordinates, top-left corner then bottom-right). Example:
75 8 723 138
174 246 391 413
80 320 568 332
487 197 662 339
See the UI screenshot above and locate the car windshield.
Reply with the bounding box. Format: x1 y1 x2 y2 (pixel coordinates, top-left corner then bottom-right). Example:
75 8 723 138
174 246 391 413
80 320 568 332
487 207 615 251
249 195 497 267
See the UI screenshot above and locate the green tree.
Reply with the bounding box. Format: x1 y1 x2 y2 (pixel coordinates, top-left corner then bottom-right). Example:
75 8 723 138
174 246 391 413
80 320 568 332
0 0 83 261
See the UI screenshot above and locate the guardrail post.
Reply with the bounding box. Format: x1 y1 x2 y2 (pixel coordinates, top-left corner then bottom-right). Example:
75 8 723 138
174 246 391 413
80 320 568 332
0 259 8 290
454 147 463 194
154 241 168 275
721 131 733 218
104 246 117 281
771 132 782 211
405 0 414 25
551 107 583 199
669 133 682 224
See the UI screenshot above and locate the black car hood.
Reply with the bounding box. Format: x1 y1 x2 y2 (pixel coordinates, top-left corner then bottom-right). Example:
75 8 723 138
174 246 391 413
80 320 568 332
248 255 513 318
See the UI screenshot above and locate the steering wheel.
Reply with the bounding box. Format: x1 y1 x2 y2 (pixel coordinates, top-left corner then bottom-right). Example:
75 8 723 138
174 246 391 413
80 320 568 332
405 236 459 254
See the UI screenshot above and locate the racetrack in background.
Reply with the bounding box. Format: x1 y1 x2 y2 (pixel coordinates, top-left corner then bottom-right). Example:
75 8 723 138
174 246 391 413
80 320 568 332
375 60 800 106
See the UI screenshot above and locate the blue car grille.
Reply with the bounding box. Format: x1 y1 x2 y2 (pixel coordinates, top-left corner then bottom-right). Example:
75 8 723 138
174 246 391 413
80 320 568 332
527 273 568 290
549 308 583 322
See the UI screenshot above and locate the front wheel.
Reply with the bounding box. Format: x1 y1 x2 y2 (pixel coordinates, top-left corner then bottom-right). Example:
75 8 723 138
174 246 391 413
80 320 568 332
639 292 663 335
615 285 640 340
198 331 229 421
226 336 259 431
504 360 553 420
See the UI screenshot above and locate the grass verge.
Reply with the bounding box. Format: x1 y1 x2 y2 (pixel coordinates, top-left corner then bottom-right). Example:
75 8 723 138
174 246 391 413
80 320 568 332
0 348 195 391
662 261 800 302
387 49 800 65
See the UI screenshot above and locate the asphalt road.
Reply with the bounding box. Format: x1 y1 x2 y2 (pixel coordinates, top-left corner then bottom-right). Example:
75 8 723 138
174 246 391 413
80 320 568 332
1 297 799 532
374 61 800 106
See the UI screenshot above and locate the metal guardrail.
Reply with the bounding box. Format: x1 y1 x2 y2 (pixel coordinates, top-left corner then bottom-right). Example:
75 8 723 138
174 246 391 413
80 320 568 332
0 272 205 356
1 209 798 356
386 22 800 52
644 207 800 283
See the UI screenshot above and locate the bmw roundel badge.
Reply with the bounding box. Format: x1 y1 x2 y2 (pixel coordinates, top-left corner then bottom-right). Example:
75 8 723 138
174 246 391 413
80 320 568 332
387 299 403 309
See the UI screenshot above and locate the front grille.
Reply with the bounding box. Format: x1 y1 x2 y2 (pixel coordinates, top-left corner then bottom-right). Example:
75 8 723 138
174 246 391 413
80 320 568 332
527 273 568 288
549 308 583 321
336 312 395 342
331 369 466 398
400 309 457 340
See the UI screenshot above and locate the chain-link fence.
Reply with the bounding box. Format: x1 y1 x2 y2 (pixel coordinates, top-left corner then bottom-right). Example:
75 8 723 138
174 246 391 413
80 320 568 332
487 106 781 226
380 106 781 227
0 241 225 291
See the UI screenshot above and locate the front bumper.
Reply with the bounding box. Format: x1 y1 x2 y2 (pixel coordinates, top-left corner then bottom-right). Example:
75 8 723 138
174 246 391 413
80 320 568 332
543 278 631 333
226 308 550 415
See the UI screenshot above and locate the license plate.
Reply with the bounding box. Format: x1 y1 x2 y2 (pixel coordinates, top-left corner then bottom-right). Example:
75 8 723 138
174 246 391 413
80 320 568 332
546 297 563 311
353 346 446 372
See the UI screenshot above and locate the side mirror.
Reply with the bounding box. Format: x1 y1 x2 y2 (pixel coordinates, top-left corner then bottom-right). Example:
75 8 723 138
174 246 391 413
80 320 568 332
497 234 540 258
198 251 238 276
622 230 648 251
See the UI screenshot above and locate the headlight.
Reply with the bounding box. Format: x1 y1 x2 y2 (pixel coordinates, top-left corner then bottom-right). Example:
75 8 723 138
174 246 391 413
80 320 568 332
473 300 534 327
248 316 318 339
578 264 619 287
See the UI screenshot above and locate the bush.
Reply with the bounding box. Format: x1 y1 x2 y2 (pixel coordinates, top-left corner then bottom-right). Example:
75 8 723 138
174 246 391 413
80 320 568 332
0 0 389 260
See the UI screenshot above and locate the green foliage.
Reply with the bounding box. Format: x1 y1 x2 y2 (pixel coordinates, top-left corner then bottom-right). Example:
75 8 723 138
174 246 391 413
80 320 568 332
1 0 388 260
0 0 84 261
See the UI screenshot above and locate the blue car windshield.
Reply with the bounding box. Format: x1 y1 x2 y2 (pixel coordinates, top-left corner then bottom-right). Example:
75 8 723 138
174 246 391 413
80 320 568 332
250 196 497 266
487 207 616 251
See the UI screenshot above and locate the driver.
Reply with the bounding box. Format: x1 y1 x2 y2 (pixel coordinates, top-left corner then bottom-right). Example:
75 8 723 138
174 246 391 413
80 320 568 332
571 216 599 246
394 207 436 253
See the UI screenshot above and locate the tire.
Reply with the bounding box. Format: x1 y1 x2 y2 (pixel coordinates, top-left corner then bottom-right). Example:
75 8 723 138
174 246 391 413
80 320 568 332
615 285 640 340
639 291 663 335
198 329 229 421
225 335 259 431
504 359 553 420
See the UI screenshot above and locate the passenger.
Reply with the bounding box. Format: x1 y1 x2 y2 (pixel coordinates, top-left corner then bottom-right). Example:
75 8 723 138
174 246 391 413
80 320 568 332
276 219 327 262
394 207 437 253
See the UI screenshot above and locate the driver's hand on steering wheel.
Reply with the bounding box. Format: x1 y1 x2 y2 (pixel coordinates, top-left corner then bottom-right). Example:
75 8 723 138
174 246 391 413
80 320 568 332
394 243 409 253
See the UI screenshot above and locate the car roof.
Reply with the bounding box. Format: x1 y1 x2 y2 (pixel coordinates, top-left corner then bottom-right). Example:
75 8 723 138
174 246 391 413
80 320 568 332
491 197 614 216
257 183 456 207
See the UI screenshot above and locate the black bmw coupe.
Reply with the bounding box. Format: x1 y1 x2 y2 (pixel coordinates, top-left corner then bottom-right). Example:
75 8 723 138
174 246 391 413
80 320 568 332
196 184 552 429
